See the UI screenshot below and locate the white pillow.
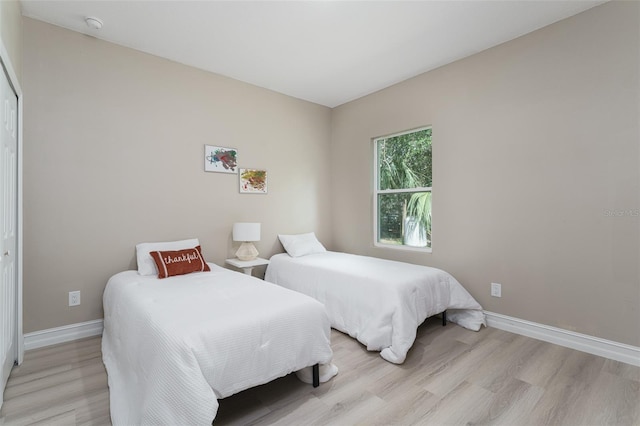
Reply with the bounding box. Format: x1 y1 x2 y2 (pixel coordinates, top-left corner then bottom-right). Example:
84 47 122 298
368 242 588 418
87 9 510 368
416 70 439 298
136 238 200 276
278 232 326 257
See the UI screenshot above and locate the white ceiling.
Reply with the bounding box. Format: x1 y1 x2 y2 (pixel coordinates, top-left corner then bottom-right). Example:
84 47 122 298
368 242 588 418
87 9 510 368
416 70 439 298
20 0 606 108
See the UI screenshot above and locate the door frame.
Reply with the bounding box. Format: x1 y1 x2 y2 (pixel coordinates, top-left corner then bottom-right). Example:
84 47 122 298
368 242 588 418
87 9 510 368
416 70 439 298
0 39 23 365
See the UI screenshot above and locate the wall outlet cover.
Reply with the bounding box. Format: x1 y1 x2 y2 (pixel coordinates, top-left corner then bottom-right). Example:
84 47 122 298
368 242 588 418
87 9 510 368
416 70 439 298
69 290 81 306
491 282 502 298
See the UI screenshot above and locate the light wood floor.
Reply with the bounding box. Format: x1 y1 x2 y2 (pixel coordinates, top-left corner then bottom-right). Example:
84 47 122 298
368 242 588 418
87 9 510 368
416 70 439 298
1 318 638 425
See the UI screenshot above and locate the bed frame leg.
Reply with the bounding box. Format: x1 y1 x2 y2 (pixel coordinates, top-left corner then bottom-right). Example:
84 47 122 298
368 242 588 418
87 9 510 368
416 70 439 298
312 364 320 388
442 310 447 326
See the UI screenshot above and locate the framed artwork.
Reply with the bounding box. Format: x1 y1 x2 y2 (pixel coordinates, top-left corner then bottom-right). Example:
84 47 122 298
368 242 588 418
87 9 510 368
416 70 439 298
240 169 268 194
204 145 238 173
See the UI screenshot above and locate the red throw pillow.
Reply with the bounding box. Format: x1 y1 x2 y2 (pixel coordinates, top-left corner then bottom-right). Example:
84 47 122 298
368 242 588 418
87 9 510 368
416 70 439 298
149 245 210 279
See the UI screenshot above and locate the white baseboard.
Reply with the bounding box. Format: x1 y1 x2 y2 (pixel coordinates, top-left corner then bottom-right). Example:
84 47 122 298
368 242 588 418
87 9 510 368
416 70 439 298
23 319 103 351
484 311 640 367
22 314 640 367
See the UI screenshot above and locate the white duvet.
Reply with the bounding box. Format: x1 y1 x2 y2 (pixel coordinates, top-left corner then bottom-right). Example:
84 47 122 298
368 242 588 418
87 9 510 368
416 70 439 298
102 263 333 425
265 252 485 364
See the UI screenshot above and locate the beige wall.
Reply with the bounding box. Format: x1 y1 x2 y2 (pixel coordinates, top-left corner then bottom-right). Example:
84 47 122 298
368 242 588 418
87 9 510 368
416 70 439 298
22 2 640 347
331 2 639 346
0 0 22 81
22 18 333 333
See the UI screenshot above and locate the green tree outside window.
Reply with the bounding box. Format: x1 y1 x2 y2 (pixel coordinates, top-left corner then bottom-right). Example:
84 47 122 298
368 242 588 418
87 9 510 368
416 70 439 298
376 127 432 248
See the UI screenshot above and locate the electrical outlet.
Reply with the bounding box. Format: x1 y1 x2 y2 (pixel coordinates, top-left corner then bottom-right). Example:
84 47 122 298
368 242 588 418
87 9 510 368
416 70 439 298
491 282 502 298
69 290 81 306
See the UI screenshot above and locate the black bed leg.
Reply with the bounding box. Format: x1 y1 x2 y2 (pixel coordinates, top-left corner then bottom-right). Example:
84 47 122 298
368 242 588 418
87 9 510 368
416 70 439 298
312 363 320 388
442 310 447 326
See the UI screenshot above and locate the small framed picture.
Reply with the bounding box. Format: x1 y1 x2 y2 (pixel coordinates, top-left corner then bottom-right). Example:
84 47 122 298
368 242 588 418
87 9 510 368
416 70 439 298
239 169 268 194
204 145 238 174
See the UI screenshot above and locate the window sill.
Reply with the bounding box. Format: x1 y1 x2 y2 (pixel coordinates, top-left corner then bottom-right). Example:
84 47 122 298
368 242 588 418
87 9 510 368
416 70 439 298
374 242 432 253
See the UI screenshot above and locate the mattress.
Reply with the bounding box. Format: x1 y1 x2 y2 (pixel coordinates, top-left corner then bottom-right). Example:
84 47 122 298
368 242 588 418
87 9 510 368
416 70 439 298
265 251 485 364
102 263 334 425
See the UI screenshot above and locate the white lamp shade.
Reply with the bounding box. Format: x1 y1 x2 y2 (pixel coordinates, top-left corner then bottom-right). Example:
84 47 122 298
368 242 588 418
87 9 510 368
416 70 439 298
233 223 261 242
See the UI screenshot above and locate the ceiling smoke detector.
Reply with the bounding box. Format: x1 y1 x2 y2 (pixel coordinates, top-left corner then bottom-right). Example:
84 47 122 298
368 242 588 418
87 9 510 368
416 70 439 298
85 16 103 30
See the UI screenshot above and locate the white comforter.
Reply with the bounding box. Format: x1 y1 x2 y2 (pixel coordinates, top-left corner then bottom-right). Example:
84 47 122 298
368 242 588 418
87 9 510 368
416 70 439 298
265 252 485 364
102 263 333 425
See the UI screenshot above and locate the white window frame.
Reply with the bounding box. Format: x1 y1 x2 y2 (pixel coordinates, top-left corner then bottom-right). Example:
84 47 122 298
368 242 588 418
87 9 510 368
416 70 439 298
373 127 432 253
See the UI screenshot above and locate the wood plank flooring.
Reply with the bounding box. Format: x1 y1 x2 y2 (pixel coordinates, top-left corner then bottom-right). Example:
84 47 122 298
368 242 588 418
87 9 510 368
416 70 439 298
1 318 638 425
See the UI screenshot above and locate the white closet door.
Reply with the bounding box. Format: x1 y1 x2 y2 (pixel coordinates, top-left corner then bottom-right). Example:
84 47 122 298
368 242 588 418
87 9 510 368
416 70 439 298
0 64 18 408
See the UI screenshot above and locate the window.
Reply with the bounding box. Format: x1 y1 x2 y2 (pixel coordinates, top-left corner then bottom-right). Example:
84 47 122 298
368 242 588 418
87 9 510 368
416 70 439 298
374 127 432 250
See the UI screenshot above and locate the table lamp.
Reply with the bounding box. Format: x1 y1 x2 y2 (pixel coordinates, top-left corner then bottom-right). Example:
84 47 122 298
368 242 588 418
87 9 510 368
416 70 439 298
233 222 260 261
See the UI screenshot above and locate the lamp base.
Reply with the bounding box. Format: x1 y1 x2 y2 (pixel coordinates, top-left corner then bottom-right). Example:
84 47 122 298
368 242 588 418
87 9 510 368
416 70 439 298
235 242 259 261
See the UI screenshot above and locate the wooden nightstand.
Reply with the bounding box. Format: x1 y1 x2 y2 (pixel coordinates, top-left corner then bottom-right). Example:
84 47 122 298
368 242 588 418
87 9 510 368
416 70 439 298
225 257 270 276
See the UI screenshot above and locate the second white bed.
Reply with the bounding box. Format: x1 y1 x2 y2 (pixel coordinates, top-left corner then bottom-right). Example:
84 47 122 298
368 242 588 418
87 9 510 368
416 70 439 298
265 251 485 364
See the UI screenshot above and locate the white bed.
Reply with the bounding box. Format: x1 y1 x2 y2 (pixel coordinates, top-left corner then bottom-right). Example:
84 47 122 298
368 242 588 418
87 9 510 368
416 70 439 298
102 263 334 425
265 251 485 364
